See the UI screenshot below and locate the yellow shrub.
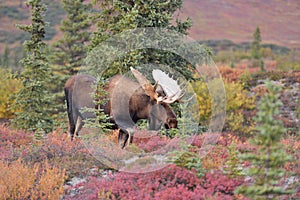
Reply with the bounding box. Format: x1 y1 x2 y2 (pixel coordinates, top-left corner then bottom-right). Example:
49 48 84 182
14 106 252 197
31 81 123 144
227 112 255 135
193 80 255 135
225 82 255 111
0 69 22 118
0 159 66 200
192 80 211 125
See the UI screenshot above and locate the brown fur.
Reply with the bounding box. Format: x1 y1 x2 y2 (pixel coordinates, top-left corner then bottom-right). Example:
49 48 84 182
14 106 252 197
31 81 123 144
64 74 178 148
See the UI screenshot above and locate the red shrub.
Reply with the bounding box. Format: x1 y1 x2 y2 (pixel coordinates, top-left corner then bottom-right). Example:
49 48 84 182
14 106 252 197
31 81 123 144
0 144 13 160
42 131 88 157
134 135 170 153
0 126 33 147
0 127 99 178
0 127 33 161
66 165 245 200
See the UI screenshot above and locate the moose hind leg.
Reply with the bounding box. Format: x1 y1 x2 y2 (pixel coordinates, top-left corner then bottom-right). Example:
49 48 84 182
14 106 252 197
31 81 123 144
65 88 76 141
68 113 77 141
69 124 76 141
66 107 76 140
74 116 84 138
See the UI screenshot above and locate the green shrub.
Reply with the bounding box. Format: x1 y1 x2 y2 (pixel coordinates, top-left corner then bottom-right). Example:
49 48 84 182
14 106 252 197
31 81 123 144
225 142 243 177
168 145 205 178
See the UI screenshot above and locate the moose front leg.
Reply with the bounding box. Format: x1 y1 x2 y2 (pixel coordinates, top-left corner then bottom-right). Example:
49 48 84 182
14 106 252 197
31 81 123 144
118 129 133 149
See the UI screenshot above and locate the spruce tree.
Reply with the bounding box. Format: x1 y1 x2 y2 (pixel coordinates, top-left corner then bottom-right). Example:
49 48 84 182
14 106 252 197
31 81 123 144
11 0 53 138
89 0 196 79
52 0 91 75
236 81 293 199
251 26 264 71
252 27 261 59
50 0 92 122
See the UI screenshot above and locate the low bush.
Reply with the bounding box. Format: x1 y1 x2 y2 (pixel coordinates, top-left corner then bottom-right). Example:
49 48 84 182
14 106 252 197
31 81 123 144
276 50 300 71
218 66 244 82
0 127 102 178
249 70 285 87
193 80 256 136
201 145 228 170
0 126 33 161
0 159 66 200
0 68 22 118
0 126 32 147
135 135 170 153
21 130 102 178
67 165 245 200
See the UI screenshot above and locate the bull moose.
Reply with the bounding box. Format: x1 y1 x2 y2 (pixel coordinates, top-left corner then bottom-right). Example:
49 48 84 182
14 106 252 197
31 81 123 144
64 68 185 148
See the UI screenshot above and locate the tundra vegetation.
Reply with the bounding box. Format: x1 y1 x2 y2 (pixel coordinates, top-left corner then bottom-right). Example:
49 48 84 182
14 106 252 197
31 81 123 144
0 0 299 199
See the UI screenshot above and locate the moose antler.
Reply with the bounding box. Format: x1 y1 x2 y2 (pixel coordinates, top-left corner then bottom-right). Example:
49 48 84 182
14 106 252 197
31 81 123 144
152 69 185 103
131 68 186 103
130 67 158 100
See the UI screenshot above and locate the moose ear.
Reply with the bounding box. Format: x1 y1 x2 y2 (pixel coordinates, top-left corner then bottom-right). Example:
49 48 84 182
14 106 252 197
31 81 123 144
130 67 158 100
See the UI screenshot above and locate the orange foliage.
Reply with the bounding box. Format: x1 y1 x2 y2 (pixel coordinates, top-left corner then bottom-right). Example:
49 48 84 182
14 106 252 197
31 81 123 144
34 162 66 200
218 66 244 82
202 145 228 170
0 159 66 200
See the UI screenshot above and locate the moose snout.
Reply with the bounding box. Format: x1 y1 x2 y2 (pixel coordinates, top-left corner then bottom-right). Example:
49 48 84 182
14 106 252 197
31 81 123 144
165 118 178 129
